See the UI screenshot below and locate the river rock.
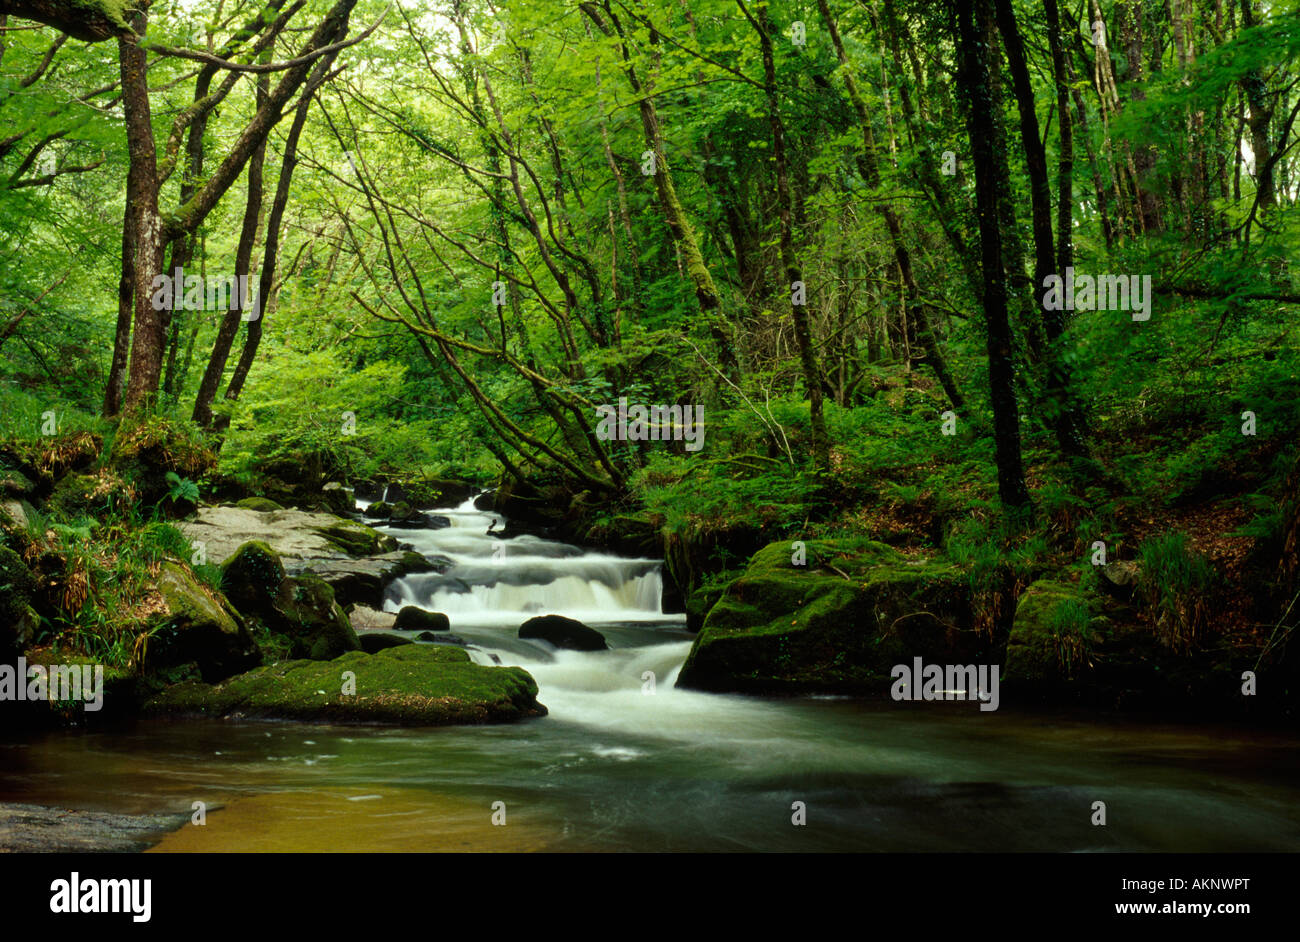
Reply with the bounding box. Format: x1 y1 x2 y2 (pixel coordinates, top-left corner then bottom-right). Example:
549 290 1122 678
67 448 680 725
285 551 438 608
0 802 189 853
350 605 397 629
675 539 975 695
236 496 283 512
147 561 261 682
1003 580 1111 689
359 632 413 653
387 479 477 507
394 607 450 631
321 482 354 516
0 467 34 498
220 541 360 661
364 501 393 520
0 546 39 655
143 645 547 725
1098 560 1141 600
180 504 397 565
519 614 608 651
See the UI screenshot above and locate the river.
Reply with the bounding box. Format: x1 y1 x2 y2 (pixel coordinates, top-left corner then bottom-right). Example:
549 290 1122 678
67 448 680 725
2 496 1298 852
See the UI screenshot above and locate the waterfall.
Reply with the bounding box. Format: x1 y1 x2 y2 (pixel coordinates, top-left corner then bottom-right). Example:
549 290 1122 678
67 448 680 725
376 496 678 627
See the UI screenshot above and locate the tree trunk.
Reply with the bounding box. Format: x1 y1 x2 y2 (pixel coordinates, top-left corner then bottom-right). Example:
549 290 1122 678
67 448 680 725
955 0 1032 511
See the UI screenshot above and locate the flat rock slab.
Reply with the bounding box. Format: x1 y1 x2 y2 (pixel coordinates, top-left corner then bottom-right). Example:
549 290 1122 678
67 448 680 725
0 802 188 853
179 505 392 565
285 551 439 608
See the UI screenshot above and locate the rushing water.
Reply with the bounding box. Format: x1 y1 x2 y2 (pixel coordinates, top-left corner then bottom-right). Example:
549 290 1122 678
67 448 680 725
2 496 1299 852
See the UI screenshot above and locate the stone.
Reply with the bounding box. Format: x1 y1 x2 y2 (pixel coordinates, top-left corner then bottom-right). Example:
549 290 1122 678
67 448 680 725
359 632 413 653
519 614 608 651
676 538 974 695
394 607 450 631
148 562 260 682
144 645 547 725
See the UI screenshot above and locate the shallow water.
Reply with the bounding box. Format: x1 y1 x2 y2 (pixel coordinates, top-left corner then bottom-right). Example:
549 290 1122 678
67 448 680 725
3 497 1298 852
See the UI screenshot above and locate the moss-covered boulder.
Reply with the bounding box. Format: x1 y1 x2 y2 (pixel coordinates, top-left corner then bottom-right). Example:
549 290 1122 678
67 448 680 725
219 540 286 614
109 417 214 508
236 497 283 512
394 607 449 631
363 500 393 520
321 482 354 516
147 562 260 682
0 545 39 654
143 645 546 725
0 467 34 498
359 632 412 653
276 574 360 660
312 518 397 556
220 541 359 660
44 470 131 519
675 539 977 694
1003 580 1108 686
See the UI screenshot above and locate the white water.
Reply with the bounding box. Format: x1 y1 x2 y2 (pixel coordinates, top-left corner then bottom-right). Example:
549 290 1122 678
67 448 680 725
376 494 679 628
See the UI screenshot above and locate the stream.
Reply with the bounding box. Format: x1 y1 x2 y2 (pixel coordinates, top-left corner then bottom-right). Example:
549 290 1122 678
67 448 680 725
2 495 1299 852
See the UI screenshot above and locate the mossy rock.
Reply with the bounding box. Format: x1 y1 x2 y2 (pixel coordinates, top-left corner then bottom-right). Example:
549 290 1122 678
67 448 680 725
109 417 214 506
363 501 393 520
359 632 412 653
0 467 34 498
45 470 132 519
321 483 354 516
393 607 449 631
220 541 360 660
236 497 283 512
685 570 743 631
311 519 397 556
0 545 38 653
676 538 977 695
275 573 361 660
1003 580 1108 686
147 562 260 682
143 645 546 725
220 541 286 616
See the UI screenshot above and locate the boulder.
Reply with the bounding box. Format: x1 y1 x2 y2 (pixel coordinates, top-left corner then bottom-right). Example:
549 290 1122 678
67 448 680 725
675 539 976 694
236 497 283 512
272 574 359 661
321 482 354 516
387 479 477 508
359 632 413 653
519 614 607 651
143 644 547 725
394 607 450 631
109 419 212 507
0 545 39 655
220 541 360 661
147 562 260 682
1003 580 1108 686
363 501 393 520
0 499 32 535
349 605 396 629
1098 560 1140 601
179 505 396 565
286 550 437 608
0 467 34 498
